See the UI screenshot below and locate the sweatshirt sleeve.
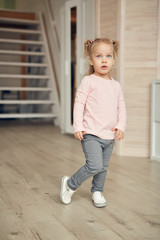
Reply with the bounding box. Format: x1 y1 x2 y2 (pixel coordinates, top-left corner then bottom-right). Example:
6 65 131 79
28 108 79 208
73 77 91 133
115 83 126 133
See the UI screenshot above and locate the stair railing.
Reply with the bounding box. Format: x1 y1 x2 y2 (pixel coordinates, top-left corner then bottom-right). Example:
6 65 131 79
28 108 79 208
43 0 60 100
38 12 60 124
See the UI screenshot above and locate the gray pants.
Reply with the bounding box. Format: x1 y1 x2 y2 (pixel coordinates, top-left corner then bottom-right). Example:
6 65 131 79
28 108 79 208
68 134 114 192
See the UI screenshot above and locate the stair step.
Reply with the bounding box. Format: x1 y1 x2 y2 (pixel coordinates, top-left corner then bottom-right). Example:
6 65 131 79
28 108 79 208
0 74 49 79
0 50 45 56
0 39 43 45
0 87 52 91
0 100 55 104
0 12 59 123
0 62 48 67
0 17 39 25
0 27 42 34
0 113 57 119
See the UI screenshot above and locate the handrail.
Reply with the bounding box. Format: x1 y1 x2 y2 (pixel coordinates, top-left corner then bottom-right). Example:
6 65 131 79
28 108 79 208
42 14 60 100
38 12 60 124
45 0 60 50
43 0 60 100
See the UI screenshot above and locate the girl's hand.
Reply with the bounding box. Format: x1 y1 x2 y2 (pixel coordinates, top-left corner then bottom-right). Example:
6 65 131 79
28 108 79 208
74 131 86 141
112 128 124 141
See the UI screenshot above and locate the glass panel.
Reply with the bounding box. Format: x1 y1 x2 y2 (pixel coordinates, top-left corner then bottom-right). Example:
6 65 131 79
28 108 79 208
71 7 77 125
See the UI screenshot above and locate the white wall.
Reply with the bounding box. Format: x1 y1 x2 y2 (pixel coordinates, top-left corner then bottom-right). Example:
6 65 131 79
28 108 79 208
16 0 46 13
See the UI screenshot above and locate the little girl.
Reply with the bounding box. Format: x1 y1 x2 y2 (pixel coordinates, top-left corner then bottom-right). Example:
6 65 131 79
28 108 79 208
60 38 126 208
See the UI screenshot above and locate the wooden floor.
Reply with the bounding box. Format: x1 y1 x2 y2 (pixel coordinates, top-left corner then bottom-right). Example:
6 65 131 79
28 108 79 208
0 121 160 240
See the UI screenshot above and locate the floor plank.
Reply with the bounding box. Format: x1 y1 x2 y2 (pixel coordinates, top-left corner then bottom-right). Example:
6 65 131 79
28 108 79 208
0 121 160 240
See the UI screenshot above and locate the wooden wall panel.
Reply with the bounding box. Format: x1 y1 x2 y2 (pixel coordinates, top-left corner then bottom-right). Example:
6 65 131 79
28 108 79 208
125 0 158 63
124 68 156 156
97 0 159 157
99 0 117 40
124 0 158 157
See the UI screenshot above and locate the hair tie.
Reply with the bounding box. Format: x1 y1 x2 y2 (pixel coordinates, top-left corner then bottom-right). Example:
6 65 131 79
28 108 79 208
111 40 115 45
90 40 94 44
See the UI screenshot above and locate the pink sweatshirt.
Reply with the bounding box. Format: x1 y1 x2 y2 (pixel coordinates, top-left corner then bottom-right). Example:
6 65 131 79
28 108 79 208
73 74 126 139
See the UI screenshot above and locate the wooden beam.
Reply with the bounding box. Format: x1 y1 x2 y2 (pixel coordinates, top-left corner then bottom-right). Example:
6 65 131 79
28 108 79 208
0 10 35 20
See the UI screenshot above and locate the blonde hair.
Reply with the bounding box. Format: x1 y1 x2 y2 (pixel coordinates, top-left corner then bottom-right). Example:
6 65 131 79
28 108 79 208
84 38 119 75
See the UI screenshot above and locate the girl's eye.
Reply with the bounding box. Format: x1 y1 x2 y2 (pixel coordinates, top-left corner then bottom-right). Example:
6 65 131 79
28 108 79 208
96 55 101 58
107 55 112 58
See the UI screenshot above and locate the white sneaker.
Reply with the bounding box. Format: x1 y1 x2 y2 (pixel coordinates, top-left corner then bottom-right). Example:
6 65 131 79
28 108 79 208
92 191 107 208
60 176 75 204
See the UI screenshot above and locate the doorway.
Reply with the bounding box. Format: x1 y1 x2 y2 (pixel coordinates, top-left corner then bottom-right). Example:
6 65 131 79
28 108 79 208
61 0 95 134
71 6 77 125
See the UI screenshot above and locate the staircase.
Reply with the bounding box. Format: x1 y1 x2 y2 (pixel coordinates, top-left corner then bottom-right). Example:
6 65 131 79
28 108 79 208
0 10 59 123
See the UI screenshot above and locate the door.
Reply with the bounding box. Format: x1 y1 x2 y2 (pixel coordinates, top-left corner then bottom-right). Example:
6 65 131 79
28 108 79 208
61 0 95 134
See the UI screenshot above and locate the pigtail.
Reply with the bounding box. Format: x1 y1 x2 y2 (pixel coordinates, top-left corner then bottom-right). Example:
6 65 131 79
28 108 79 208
84 39 94 58
111 40 119 56
84 40 94 75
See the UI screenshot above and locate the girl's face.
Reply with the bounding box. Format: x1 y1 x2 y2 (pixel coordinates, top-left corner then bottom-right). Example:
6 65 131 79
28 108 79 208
89 43 115 80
